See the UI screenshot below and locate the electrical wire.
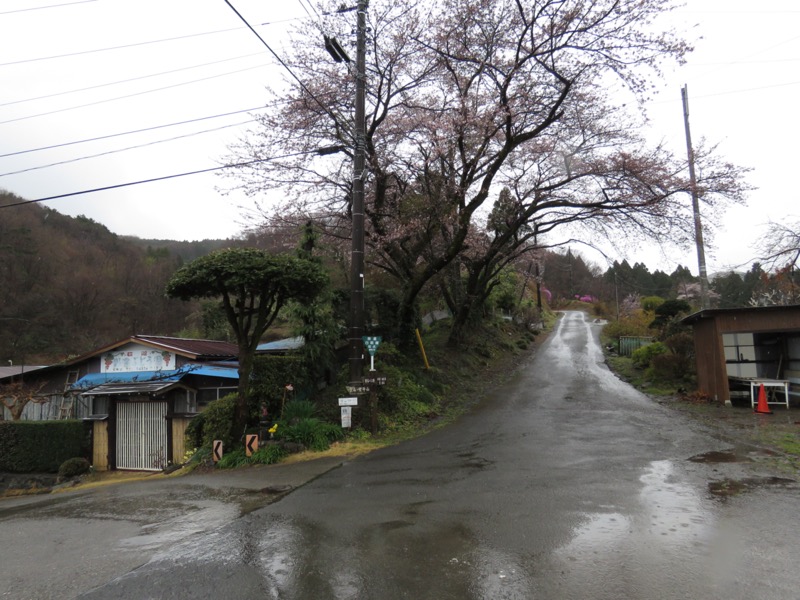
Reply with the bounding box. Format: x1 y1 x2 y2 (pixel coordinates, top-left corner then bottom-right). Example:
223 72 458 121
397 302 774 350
0 62 270 126
0 149 323 209
0 51 265 109
0 104 275 159
221 0 348 132
0 0 99 15
0 26 244 68
296 0 322 20
0 119 254 177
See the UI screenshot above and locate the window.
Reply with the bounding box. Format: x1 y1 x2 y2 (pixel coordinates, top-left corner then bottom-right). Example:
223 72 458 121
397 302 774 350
174 390 197 414
91 396 109 416
197 387 237 408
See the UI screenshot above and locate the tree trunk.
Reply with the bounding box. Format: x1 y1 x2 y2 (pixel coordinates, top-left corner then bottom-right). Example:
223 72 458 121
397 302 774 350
233 347 254 446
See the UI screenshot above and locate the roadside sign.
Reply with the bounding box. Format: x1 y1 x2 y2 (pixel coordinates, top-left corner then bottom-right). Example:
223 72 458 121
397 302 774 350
362 374 387 386
339 397 358 406
346 385 370 394
341 406 352 428
362 335 382 355
245 434 258 457
212 440 223 463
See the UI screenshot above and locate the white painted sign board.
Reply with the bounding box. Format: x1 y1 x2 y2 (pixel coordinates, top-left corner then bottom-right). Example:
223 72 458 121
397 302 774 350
338 397 358 406
341 406 352 428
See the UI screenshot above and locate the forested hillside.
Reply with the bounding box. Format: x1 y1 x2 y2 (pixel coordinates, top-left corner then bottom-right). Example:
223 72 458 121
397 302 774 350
0 192 230 364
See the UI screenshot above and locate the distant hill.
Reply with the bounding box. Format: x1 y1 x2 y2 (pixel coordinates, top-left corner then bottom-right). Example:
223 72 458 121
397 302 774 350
122 237 233 264
0 191 233 364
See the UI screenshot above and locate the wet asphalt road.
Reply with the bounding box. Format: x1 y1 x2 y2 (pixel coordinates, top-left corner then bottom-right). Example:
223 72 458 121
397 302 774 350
6 311 800 599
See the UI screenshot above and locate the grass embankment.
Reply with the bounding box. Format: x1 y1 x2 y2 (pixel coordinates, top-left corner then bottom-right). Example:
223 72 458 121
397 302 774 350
301 314 556 459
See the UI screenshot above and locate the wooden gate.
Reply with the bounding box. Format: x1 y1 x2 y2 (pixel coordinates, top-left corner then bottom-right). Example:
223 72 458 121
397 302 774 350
116 401 168 471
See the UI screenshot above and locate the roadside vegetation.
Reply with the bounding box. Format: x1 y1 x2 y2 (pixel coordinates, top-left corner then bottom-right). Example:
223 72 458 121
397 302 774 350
181 312 555 471
600 296 696 397
599 298 800 474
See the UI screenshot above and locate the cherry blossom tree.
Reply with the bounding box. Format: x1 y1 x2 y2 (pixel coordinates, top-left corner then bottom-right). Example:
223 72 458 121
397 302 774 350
225 0 748 345
755 219 800 271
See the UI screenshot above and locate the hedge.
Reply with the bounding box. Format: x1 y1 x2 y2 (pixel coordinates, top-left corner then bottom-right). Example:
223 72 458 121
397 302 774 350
0 420 91 473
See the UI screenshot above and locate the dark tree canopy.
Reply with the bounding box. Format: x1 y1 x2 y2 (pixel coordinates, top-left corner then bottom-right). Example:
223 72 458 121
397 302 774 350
166 248 328 439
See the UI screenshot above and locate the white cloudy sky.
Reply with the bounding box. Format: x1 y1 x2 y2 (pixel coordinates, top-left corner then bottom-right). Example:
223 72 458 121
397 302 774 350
0 0 797 275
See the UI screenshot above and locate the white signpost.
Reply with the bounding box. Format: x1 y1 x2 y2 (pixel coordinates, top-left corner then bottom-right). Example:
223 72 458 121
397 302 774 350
362 336 382 371
338 397 358 406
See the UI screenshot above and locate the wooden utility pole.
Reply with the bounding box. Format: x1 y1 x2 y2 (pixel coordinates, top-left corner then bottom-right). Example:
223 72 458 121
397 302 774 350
349 0 367 383
681 85 710 309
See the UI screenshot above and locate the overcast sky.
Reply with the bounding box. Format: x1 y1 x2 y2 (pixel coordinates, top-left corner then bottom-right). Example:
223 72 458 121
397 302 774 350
0 0 797 275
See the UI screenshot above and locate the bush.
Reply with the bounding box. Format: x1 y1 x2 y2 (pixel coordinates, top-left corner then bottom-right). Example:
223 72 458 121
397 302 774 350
280 417 343 452
58 457 90 479
664 332 695 362
251 444 289 465
0 420 90 473
215 442 290 469
379 365 438 421
201 394 238 450
631 342 668 369
215 448 251 469
603 312 652 340
249 355 308 418
184 412 205 450
281 399 317 423
648 353 691 381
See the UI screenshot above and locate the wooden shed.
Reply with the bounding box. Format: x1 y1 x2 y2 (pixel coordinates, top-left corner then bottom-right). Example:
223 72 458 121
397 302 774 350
681 305 800 406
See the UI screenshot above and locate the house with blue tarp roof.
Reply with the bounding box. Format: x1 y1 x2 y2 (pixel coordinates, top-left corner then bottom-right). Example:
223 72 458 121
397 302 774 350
1 335 240 470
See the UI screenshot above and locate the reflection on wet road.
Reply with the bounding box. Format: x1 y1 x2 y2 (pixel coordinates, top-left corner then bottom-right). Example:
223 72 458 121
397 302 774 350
63 312 800 598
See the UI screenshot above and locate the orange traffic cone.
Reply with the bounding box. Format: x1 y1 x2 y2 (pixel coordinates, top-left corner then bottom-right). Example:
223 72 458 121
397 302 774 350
754 383 773 414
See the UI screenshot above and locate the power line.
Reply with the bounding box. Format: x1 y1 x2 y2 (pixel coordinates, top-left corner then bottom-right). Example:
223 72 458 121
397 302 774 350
0 62 270 126
0 51 265 108
0 0 99 15
0 150 324 209
0 119 254 177
221 0 347 132
0 104 273 159
297 0 322 20
0 25 243 68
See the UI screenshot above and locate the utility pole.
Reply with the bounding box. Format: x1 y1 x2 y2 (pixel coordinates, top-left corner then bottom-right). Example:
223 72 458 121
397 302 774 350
348 0 368 383
681 85 710 310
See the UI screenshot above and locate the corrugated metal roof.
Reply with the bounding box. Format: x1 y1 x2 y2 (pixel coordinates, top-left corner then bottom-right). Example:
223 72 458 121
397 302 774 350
80 381 182 396
257 336 304 353
132 335 238 358
184 364 239 379
55 335 239 367
681 303 800 325
0 365 46 380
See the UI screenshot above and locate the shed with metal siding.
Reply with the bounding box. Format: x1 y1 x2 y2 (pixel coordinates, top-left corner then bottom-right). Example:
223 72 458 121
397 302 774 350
681 305 800 404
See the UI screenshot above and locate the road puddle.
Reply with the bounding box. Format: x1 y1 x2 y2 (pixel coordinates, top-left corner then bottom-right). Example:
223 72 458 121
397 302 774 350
688 450 750 463
708 476 796 499
552 460 714 597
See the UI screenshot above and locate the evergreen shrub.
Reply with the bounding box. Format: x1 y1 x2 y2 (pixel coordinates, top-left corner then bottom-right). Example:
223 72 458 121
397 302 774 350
200 394 238 450
631 341 668 369
0 420 90 473
58 457 90 479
